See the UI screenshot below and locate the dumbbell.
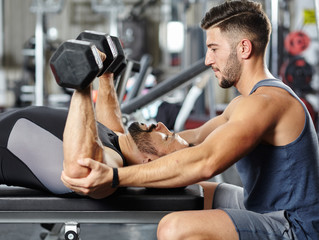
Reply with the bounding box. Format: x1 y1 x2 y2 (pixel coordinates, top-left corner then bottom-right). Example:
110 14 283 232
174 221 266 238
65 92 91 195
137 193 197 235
76 30 127 78
50 32 126 90
50 39 103 90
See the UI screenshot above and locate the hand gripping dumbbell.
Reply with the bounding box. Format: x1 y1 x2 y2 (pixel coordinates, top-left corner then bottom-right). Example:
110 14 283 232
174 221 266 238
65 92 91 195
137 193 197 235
49 31 126 90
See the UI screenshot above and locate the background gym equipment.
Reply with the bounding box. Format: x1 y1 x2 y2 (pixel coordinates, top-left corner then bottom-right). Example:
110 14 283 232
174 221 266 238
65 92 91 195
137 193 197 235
125 54 153 101
283 56 313 93
0 0 5 109
121 58 208 114
284 31 311 56
30 0 65 106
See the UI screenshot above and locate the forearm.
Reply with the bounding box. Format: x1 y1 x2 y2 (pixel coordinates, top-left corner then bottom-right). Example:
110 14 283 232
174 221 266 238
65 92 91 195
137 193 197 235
95 73 124 133
117 146 211 188
63 86 104 178
116 123 242 188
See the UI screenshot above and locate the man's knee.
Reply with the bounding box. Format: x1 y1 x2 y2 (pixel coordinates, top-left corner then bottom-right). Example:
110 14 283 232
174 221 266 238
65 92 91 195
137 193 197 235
158 209 239 240
157 212 187 240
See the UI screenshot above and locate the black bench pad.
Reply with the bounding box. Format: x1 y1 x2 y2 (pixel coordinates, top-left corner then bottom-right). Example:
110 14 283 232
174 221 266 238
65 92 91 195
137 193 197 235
0 185 204 212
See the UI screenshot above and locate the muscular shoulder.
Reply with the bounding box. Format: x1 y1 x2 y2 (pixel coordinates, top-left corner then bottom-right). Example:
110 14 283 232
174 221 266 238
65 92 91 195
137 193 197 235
227 86 305 145
222 93 277 125
226 87 291 119
221 88 282 136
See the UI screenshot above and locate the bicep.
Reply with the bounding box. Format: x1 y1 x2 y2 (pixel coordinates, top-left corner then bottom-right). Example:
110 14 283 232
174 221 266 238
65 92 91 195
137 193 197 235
205 119 263 163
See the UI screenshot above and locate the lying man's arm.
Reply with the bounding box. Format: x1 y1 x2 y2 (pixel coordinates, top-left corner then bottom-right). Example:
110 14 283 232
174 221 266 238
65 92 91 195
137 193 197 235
95 72 125 134
62 52 124 198
62 81 123 199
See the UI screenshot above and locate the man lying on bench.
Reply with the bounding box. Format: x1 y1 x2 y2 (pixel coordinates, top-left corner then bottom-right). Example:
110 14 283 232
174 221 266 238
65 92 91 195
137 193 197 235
0 63 189 197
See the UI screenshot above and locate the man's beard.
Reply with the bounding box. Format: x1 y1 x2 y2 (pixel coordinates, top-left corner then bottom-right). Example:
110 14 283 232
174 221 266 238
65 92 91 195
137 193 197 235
127 122 158 156
219 51 242 89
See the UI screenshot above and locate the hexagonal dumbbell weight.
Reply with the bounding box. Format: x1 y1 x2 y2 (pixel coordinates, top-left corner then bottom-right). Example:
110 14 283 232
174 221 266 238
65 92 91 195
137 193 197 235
50 39 103 90
76 30 127 78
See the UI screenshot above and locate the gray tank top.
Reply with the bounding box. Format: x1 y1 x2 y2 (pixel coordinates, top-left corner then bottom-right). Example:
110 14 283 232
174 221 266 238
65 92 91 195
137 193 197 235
236 79 319 239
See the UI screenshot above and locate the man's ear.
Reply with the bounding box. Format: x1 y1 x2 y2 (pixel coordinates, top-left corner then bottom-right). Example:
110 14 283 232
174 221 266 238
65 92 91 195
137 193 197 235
143 158 153 164
238 39 252 59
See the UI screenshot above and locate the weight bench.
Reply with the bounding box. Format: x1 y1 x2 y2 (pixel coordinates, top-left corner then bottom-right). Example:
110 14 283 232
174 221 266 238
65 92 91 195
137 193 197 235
0 184 203 240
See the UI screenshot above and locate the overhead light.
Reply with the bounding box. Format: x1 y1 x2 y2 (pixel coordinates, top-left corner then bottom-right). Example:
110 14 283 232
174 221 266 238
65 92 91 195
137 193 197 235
167 21 184 53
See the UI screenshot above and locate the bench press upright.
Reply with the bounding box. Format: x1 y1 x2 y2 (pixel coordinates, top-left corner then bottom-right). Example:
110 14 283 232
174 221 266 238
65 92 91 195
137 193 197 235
0 184 203 240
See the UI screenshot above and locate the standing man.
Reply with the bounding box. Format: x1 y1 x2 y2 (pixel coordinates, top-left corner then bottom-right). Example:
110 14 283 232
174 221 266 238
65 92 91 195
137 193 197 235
62 1 319 239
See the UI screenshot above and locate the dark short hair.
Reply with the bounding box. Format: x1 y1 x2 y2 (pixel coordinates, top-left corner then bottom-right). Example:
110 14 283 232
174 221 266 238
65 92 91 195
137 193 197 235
201 0 271 55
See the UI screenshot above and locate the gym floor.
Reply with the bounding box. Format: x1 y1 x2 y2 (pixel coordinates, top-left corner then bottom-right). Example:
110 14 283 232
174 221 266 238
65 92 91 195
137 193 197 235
0 223 157 239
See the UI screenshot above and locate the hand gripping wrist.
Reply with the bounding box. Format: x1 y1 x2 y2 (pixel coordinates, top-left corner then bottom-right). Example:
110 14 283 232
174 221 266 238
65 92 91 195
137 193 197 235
111 168 119 188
